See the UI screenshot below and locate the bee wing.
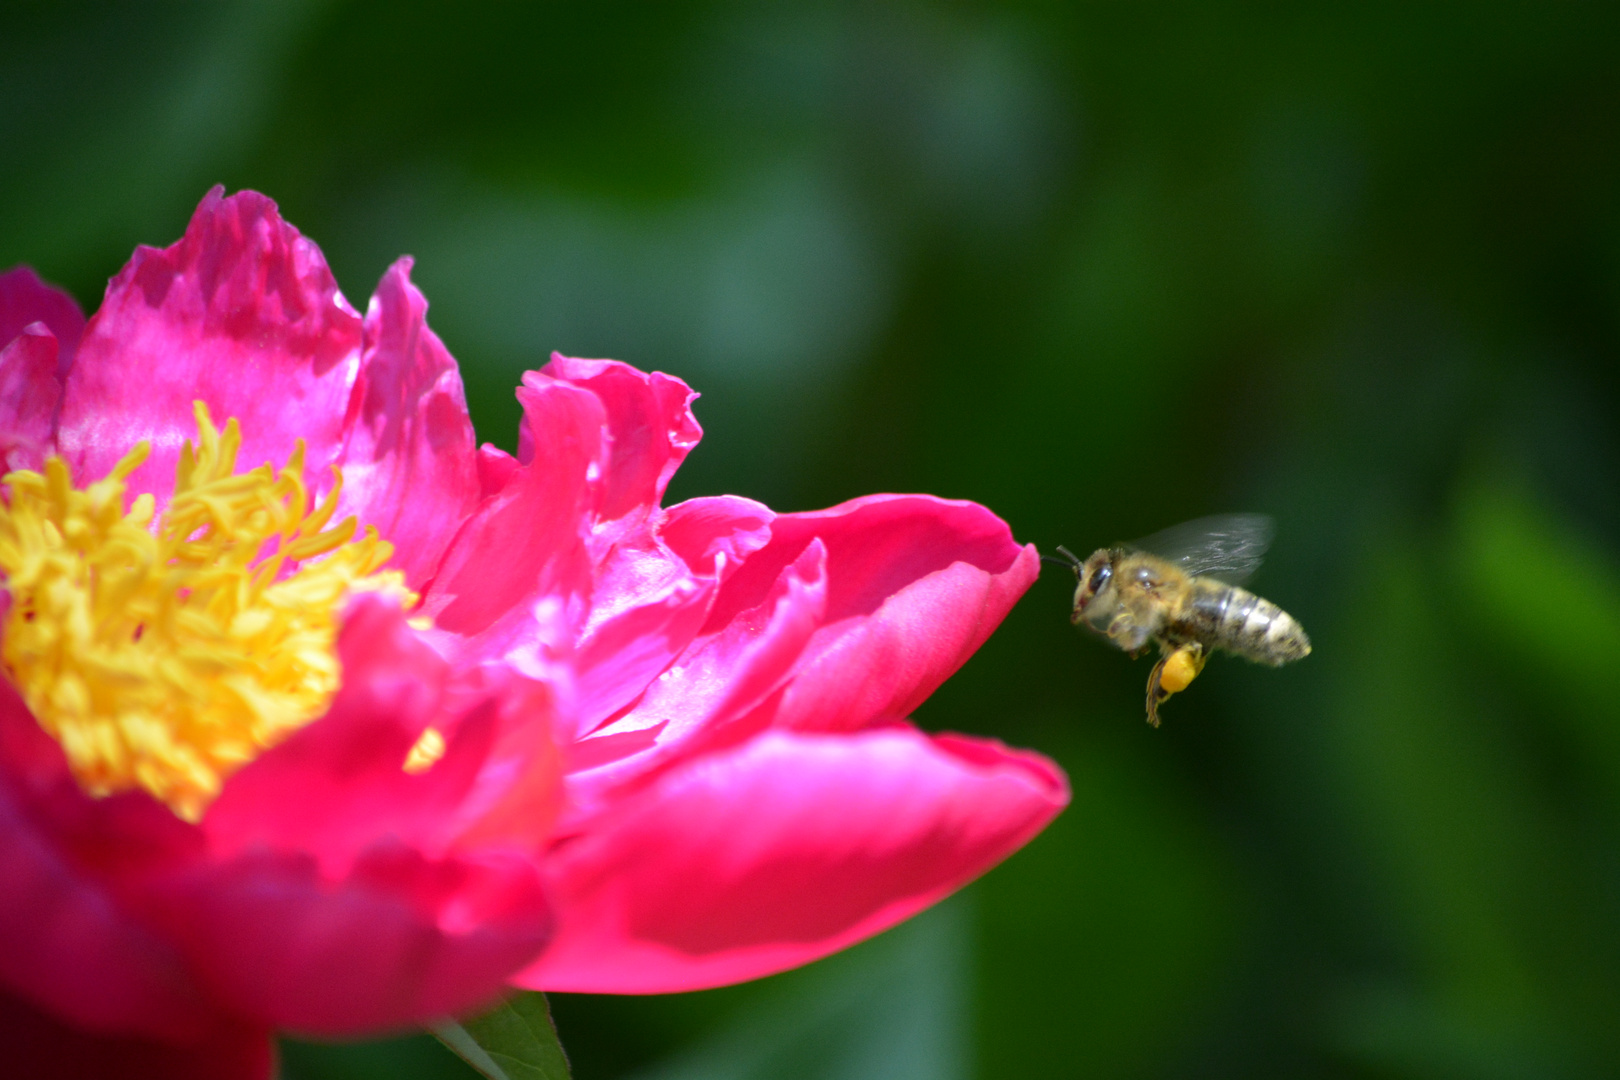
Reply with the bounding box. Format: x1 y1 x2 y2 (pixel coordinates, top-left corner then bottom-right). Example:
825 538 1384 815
1129 513 1274 584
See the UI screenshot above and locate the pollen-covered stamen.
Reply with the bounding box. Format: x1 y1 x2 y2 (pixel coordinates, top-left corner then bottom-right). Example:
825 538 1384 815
0 402 413 821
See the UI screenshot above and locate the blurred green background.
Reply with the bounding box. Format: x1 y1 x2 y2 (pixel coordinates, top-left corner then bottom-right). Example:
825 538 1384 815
6 2 1620 1077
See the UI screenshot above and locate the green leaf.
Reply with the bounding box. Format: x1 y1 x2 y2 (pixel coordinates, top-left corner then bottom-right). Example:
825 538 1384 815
433 992 572 1080
1452 477 1620 768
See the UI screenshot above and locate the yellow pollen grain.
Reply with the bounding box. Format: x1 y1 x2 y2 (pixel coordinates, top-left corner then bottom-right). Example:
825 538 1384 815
403 727 446 774
1159 648 1204 694
0 402 415 821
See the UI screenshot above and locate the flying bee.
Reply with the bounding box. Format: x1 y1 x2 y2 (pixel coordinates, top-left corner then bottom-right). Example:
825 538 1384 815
1051 514 1311 726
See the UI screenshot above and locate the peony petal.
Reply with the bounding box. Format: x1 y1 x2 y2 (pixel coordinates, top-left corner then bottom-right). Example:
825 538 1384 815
0 324 63 472
0 265 85 375
563 539 827 808
0 794 211 1043
337 258 480 588
0 988 272 1080
134 602 556 1036
559 497 779 740
0 598 554 1038
422 378 604 641
0 686 218 1044
476 442 519 498
514 727 1067 994
531 355 701 527
204 598 483 871
205 594 565 862
659 495 774 583
146 842 551 1036
569 538 716 735
707 494 1039 733
56 188 362 499
436 363 736 734
771 550 1039 733
504 360 718 734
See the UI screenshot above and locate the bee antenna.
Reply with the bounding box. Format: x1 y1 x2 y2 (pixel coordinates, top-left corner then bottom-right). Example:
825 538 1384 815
1042 545 1083 573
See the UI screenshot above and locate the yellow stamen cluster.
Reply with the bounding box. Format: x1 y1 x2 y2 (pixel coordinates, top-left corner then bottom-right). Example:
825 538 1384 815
0 403 412 821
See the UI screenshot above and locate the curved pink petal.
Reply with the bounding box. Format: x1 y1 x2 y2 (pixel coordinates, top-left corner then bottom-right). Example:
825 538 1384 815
530 355 701 529
0 792 209 1042
337 258 479 588
164 600 556 1033
556 495 778 771
563 539 827 810
476 442 519 497
204 598 478 869
659 495 774 583
440 362 740 733
0 599 556 1042
422 378 604 643
0 324 63 472
56 188 362 498
570 538 716 733
0 687 218 1044
709 495 1039 734
514 727 1067 994
498 361 715 729
142 841 551 1037
0 265 84 374
0 988 271 1080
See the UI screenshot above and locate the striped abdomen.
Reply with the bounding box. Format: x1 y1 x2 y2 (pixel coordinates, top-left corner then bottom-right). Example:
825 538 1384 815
1173 578 1311 666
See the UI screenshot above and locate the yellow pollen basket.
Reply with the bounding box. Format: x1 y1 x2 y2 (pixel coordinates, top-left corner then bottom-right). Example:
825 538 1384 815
0 403 413 821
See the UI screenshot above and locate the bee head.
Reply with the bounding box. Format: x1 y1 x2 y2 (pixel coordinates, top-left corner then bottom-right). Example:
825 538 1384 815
1047 546 1117 626
1075 548 1119 620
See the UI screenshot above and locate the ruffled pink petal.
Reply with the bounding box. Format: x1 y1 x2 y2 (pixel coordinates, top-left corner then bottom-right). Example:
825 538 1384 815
563 539 827 809
0 324 63 472
422 378 604 643
476 442 519 498
496 363 741 733
435 361 733 732
0 686 218 1044
514 727 1068 994
0 266 84 374
560 496 777 746
529 355 701 528
0 988 271 1080
569 538 716 734
337 258 479 588
659 495 774 583
56 188 362 499
708 495 1039 734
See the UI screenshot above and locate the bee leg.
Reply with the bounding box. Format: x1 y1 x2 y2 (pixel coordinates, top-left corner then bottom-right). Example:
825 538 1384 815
1106 614 1153 656
1144 659 1169 728
1144 643 1207 727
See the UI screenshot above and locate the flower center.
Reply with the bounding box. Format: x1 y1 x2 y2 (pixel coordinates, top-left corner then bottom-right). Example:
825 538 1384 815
0 403 411 821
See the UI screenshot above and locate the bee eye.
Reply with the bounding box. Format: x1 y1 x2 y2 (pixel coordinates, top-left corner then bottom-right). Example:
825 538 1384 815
1088 564 1112 594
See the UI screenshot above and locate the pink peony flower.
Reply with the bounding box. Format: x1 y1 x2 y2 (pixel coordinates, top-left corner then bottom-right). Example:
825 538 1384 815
0 189 1066 1076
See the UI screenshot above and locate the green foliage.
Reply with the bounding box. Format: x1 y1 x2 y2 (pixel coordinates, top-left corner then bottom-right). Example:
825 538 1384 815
435 994 573 1080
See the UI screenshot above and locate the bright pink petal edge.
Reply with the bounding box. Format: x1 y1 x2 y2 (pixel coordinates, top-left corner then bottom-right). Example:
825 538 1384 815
337 257 480 590
514 727 1067 994
56 187 362 500
0 265 84 375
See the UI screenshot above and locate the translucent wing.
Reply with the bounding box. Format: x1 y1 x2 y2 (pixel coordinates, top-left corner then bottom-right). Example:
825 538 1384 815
1128 513 1274 584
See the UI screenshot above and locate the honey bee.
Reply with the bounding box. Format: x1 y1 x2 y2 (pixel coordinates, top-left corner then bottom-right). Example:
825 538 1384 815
1052 514 1311 726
